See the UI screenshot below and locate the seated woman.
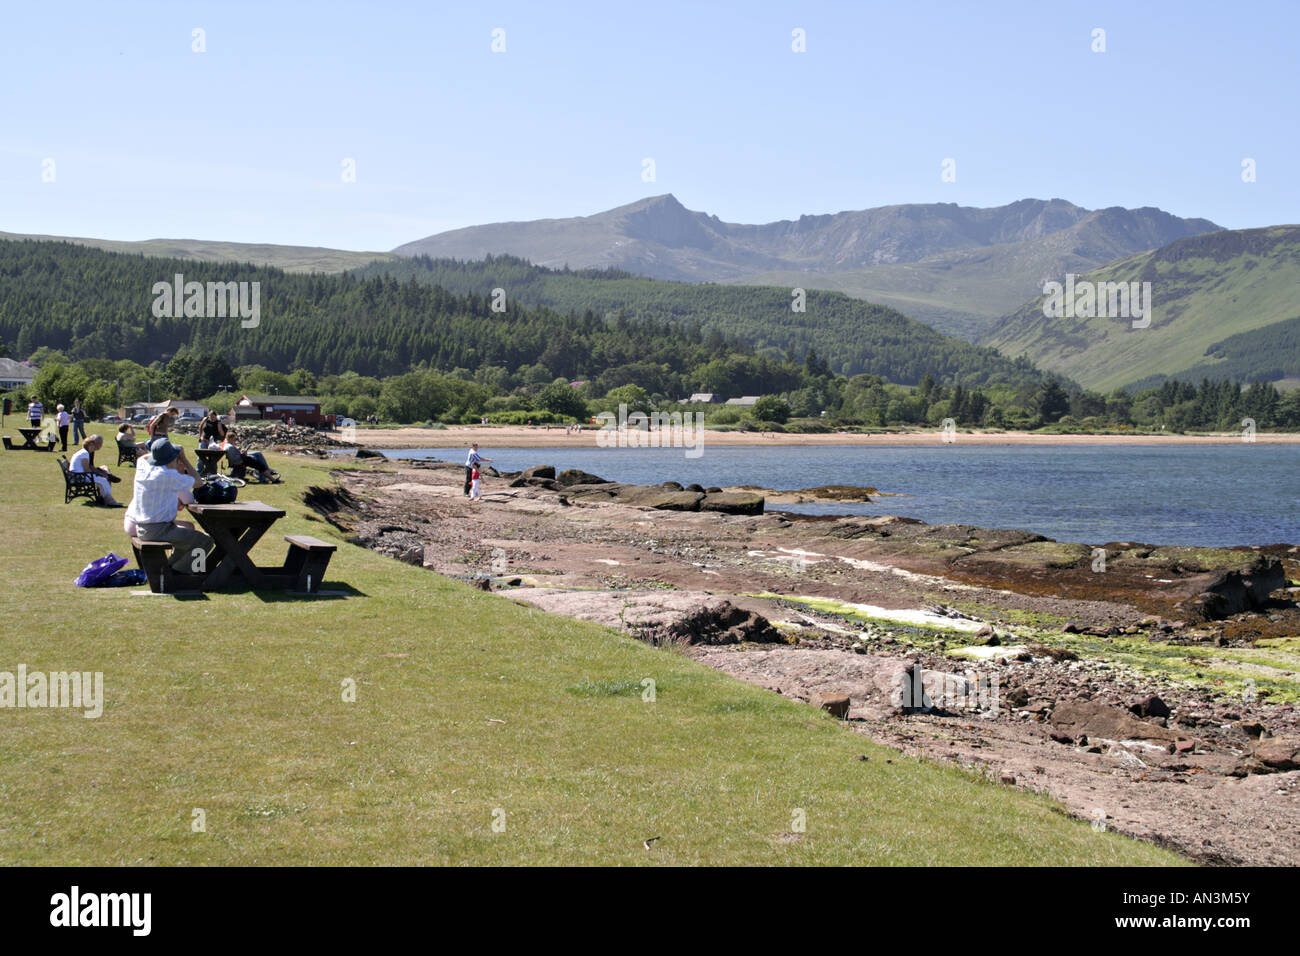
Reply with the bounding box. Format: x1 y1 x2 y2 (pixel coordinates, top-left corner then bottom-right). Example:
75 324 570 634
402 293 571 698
70 435 122 507
116 423 144 459
221 428 280 483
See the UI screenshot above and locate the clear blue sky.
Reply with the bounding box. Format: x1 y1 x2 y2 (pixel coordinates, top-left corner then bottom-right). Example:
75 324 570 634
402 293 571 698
2 0 1295 250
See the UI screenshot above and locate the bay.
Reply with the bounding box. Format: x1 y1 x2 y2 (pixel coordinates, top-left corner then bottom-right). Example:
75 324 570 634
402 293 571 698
380 444 1299 547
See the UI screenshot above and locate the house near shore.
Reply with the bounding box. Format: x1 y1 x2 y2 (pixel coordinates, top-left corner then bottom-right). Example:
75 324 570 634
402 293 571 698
235 393 326 425
0 358 37 391
724 396 760 407
157 399 208 418
685 392 719 404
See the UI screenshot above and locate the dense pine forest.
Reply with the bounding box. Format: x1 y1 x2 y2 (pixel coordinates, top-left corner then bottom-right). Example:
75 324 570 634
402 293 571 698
0 240 1043 388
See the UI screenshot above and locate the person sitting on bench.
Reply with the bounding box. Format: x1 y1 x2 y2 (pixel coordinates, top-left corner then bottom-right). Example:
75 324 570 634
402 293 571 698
70 435 122 507
116 423 144 458
125 439 212 573
221 428 280 483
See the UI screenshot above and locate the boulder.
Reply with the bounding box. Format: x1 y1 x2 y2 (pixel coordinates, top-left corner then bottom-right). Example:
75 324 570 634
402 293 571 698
1253 736 1300 771
810 692 851 719
556 469 609 487
618 487 704 511
520 465 556 480
1127 695 1171 719
355 448 386 459
1050 699 1178 742
700 492 764 516
635 599 786 646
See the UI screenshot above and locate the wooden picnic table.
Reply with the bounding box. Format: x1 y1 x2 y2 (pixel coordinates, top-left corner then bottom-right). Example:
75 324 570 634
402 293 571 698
17 426 51 450
130 500 338 594
187 500 288 590
195 447 227 476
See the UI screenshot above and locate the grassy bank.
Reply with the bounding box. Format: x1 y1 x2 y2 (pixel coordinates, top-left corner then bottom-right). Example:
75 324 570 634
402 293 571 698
0 425 1184 865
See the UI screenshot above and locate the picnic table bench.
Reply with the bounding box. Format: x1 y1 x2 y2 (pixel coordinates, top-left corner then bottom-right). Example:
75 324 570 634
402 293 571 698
130 500 337 593
4 427 57 451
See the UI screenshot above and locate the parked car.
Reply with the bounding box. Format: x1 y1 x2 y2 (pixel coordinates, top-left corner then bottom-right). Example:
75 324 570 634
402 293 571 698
100 414 122 424
130 413 152 423
337 417 357 428
177 412 203 423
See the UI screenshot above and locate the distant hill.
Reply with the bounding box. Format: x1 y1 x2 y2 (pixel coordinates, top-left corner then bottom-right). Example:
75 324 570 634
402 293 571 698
0 231 393 274
980 225 1300 392
0 239 1052 390
352 254 1050 386
392 195 1220 338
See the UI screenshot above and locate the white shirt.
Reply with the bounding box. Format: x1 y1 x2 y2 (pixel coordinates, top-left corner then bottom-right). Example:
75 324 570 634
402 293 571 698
69 448 93 473
57 410 70 426
126 459 196 526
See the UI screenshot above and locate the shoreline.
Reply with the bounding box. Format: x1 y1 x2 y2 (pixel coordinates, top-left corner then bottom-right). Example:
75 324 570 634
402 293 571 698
339 425 1300 449
319 461 1300 866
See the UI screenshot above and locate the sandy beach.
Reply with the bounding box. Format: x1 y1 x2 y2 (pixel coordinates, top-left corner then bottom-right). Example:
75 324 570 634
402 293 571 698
343 424 1300 450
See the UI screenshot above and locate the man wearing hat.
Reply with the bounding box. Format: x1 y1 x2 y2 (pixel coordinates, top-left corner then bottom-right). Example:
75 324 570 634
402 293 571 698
124 439 213 573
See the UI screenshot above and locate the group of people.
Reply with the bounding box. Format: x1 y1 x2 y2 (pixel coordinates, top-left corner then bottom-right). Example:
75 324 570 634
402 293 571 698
27 398 87 452
61 407 296 574
63 410 212 572
464 443 492 501
196 410 281 483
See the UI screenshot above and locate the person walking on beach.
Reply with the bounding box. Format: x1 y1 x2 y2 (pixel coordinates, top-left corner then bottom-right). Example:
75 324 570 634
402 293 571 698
464 443 492 496
71 399 87 444
55 404 70 451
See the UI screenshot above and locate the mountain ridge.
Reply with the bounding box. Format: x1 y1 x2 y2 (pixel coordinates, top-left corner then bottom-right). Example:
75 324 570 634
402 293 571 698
392 194 1221 337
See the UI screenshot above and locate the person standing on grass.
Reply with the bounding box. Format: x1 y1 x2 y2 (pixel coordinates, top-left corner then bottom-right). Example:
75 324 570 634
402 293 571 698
55 404 70 451
27 398 43 429
464 442 492 497
71 399 86 444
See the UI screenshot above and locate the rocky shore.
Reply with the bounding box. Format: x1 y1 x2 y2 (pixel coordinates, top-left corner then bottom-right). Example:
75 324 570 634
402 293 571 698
303 455 1300 865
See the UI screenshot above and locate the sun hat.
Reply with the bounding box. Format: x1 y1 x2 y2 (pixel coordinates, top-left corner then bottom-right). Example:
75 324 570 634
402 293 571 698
150 440 181 467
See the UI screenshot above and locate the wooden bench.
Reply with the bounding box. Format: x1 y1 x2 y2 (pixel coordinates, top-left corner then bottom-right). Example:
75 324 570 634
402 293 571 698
2 436 11 450
59 455 100 504
129 538 205 593
282 535 337 593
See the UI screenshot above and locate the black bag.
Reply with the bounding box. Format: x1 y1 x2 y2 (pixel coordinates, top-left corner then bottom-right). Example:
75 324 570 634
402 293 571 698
193 477 239 504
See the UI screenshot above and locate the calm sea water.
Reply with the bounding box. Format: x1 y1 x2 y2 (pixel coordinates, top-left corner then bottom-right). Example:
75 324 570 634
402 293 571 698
381 444 1300 547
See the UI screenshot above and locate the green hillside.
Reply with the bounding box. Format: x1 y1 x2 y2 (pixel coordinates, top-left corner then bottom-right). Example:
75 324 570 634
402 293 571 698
0 240 1047 390
981 226 1300 391
350 254 1047 385
0 231 393 273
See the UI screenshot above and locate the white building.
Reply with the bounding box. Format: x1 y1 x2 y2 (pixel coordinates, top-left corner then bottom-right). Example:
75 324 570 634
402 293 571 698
0 358 36 391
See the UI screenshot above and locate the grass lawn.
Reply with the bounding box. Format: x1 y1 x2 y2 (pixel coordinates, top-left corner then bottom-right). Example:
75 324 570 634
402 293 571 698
0 425 1186 865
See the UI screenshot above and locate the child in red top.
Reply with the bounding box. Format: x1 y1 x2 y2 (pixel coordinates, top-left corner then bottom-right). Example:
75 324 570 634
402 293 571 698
469 465 482 501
